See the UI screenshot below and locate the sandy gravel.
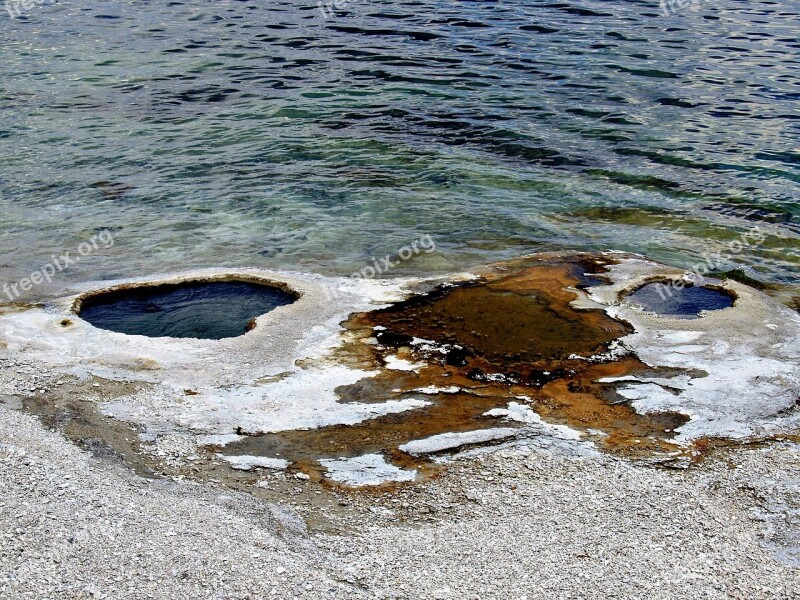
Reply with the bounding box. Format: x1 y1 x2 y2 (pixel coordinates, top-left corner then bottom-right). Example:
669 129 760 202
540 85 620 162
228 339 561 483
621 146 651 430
321 444 800 599
0 406 357 599
2 398 799 599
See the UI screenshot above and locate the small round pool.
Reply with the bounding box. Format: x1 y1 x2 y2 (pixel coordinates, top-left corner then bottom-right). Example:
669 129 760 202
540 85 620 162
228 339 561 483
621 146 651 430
625 282 734 318
78 280 297 339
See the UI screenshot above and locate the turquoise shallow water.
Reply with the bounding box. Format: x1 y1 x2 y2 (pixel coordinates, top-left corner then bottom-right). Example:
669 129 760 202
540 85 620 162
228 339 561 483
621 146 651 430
1 0 798 298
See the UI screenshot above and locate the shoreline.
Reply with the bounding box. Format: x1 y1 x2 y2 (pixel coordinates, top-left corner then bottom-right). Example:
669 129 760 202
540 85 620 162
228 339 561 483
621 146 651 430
1 251 799 597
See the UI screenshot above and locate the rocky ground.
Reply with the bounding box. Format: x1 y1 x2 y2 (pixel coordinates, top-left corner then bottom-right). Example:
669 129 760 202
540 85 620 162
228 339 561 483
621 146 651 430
2 369 799 599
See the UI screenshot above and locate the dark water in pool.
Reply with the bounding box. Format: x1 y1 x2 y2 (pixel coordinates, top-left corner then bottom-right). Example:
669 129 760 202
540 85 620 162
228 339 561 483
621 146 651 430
79 281 296 339
626 281 734 317
0 0 798 295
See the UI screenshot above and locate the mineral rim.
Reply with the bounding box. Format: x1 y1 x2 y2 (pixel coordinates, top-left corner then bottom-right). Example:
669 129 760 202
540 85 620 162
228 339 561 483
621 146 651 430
0 253 798 488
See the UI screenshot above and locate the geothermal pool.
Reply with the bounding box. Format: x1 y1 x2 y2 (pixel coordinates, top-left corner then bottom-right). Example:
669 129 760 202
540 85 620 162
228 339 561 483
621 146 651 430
78 280 297 340
625 281 735 319
1 253 797 488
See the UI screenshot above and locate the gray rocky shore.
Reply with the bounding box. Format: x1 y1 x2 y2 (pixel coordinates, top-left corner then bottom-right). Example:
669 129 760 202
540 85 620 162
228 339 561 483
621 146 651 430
2 386 798 599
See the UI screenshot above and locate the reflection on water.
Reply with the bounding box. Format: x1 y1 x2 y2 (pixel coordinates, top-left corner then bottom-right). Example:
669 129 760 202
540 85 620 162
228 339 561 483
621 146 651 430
0 0 798 295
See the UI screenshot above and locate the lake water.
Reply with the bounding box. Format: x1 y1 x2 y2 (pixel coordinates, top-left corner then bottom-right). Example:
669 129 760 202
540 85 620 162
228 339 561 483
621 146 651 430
1 0 798 299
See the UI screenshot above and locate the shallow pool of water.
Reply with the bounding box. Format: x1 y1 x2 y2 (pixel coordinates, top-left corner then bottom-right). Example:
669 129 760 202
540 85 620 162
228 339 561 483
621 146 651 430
626 282 734 318
78 280 296 339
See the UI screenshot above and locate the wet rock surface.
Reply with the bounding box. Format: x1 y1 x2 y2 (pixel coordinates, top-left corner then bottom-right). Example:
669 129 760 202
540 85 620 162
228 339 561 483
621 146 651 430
221 255 700 481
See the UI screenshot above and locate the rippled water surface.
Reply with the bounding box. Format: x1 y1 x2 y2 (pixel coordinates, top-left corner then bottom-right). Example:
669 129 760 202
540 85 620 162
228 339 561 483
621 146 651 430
1 0 798 297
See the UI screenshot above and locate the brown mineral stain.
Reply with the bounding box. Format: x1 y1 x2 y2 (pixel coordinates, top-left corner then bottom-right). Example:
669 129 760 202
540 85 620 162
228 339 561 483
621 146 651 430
366 258 627 365
0 301 44 315
6 255 784 500
530 357 688 455
223 255 691 484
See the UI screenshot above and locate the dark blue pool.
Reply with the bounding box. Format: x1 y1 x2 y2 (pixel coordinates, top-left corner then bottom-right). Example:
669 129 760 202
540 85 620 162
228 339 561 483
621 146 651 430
626 282 734 318
79 281 296 339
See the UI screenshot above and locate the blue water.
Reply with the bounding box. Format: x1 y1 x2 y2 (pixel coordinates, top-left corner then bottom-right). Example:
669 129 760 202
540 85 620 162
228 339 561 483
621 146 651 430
626 281 734 317
1 0 798 299
78 280 296 339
